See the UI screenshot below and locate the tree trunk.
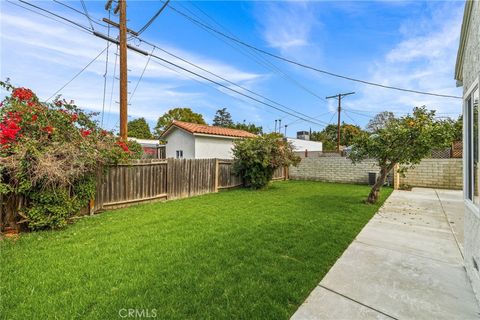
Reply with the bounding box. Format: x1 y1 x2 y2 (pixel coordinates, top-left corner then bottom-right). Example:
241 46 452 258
367 166 390 204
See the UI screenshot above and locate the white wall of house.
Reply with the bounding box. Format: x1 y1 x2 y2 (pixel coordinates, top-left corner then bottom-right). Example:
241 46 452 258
164 128 195 159
194 135 236 159
458 0 480 303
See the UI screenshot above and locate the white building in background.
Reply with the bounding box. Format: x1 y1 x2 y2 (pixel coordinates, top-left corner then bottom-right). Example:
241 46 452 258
161 120 257 159
286 138 323 153
454 0 480 303
285 130 323 155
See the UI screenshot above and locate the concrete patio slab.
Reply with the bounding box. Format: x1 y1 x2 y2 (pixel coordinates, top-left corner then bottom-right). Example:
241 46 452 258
291 286 391 320
292 188 479 320
356 219 462 264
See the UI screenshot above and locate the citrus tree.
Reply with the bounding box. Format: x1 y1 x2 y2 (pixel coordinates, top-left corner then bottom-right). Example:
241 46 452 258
0 81 141 230
232 134 300 189
349 106 454 204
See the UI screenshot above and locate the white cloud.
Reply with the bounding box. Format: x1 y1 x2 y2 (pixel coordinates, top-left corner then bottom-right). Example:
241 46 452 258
256 1 321 55
346 2 463 119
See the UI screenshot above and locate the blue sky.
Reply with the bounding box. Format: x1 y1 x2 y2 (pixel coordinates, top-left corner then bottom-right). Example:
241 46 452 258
0 0 465 136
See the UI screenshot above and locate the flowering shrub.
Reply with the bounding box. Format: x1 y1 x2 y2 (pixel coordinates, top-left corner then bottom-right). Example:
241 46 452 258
232 134 300 189
0 81 142 230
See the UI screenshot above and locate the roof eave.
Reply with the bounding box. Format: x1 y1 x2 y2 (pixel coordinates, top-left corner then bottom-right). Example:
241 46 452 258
193 133 251 139
454 0 474 84
161 123 193 138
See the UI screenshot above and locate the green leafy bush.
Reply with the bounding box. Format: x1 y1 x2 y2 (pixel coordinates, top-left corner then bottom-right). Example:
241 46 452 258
0 81 141 230
232 134 300 189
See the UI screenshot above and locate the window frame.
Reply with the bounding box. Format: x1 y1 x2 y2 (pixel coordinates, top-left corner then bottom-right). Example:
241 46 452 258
464 77 480 216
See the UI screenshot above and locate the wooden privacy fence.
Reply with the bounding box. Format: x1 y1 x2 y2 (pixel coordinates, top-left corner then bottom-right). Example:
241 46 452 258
93 158 287 212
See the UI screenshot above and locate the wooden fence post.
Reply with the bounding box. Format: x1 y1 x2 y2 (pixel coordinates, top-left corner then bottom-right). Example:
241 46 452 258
214 159 220 192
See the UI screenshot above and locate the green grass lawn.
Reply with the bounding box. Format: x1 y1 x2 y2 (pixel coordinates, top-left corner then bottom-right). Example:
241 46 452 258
0 181 392 320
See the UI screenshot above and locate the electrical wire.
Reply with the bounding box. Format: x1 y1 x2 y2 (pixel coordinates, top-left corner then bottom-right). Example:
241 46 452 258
136 0 170 35
101 11 112 127
150 44 328 125
106 45 120 127
18 0 93 33
46 46 108 102
6 0 92 34
343 110 361 127
129 47 155 103
80 0 94 31
53 0 108 28
149 52 329 126
168 4 462 100
176 1 328 103
285 111 333 127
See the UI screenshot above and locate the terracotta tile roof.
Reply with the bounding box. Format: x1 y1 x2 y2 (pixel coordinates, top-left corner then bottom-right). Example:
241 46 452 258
163 120 257 138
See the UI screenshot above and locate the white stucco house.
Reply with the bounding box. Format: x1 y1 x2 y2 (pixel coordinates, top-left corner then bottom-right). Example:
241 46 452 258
161 120 257 159
455 0 480 302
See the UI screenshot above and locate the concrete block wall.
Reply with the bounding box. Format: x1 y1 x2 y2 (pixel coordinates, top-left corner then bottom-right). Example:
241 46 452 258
290 157 462 190
399 159 462 190
289 157 379 184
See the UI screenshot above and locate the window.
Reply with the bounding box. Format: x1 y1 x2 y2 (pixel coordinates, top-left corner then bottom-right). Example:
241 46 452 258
465 81 479 204
176 150 183 159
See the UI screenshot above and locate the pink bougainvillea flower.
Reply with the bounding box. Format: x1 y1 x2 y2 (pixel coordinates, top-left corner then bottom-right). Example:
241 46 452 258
31 114 38 122
71 113 78 122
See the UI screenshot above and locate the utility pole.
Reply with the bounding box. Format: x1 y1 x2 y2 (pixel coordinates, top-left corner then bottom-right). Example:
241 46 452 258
278 119 282 133
326 92 355 152
103 0 129 140
284 124 288 137
118 0 128 140
274 119 277 133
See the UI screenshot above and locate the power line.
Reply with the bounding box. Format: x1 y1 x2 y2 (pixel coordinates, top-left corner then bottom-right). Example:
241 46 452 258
6 0 92 35
53 0 108 28
175 1 327 103
168 4 462 100
46 46 108 102
149 44 328 125
137 0 170 35
327 110 337 125
147 51 327 127
18 0 93 33
343 110 361 127
129 47 155 103
107 45 120 128
285 111 332 127
80 0 94 30
101 11 112 127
